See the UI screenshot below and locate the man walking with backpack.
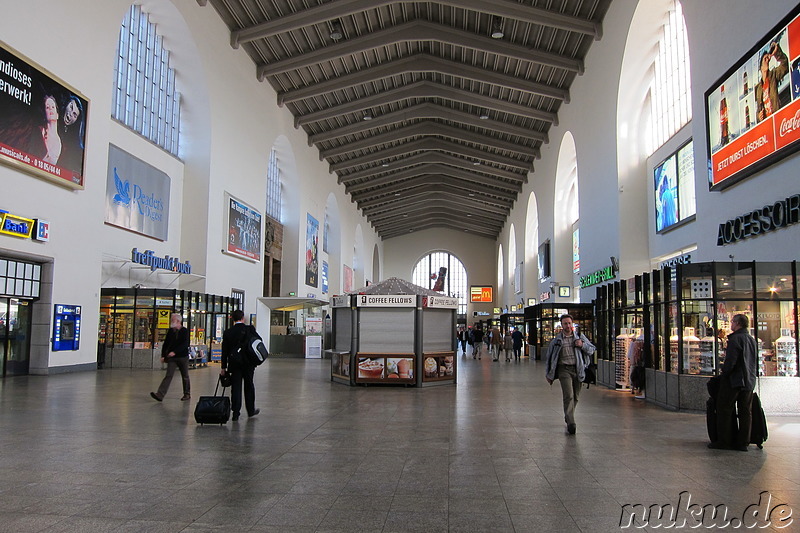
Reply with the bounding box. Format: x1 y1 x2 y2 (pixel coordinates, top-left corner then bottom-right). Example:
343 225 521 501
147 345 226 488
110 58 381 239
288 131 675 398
545 314 595 435
221 310 260 421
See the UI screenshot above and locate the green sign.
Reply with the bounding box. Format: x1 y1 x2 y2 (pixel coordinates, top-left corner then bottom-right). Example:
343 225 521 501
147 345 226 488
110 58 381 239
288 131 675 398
579 265 615 288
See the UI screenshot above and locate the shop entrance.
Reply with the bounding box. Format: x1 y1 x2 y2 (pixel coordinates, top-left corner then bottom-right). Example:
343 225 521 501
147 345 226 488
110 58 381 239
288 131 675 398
0 297 32 377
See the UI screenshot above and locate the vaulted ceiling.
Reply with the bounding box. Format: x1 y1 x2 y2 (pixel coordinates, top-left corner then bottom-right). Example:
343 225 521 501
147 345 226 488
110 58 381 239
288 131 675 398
197 0 613 240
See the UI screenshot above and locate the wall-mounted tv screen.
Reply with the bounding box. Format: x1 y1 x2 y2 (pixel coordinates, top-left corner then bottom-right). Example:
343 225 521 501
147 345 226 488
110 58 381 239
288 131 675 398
705 5 800 190
654 140 696 232
538 241 550 280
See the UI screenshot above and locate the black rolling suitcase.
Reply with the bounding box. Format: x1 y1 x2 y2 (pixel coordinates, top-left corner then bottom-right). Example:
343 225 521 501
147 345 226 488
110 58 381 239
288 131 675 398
194 377 231 425
750 392 768 449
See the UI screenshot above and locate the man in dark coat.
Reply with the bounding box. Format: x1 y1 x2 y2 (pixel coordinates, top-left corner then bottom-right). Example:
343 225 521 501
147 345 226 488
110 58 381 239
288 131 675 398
709 314 757 451
221 310 260 421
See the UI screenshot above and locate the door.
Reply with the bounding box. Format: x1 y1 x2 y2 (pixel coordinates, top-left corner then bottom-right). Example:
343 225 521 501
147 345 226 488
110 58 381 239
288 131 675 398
1 298 32 376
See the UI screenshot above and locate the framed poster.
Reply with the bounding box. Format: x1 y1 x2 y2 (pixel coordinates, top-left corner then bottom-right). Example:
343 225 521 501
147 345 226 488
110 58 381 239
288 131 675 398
0 41 88 188
224 193 262 262
305 213 319 287
343 264 353 293
705 6 800 190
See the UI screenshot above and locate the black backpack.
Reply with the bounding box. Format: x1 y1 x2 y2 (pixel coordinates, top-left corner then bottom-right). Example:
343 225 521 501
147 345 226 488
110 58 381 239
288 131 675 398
238 325 269 366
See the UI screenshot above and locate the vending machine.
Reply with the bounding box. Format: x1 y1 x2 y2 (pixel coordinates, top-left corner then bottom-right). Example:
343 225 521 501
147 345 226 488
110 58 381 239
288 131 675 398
53 304 81 351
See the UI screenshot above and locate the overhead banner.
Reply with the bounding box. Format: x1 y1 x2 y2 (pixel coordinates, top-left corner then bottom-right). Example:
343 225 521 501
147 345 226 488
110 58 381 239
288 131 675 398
225 193 261 262
0 42 88 188
305 213 319 287
105 145 170 240
705 6 800 190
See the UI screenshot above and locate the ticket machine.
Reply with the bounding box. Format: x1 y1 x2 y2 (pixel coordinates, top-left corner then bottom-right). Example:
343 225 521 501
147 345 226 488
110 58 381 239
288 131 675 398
53 304 81 351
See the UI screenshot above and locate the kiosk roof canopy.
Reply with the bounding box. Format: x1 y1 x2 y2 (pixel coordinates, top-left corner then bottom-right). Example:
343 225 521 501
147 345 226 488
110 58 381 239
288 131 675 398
352 277 442 296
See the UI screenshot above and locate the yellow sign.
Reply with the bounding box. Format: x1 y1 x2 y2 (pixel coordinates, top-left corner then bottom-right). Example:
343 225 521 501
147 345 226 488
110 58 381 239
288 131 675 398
0 212 35 238
156 309 171 328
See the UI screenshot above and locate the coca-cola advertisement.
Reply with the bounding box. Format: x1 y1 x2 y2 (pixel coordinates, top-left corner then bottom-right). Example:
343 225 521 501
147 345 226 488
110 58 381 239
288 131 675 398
705 6 800 190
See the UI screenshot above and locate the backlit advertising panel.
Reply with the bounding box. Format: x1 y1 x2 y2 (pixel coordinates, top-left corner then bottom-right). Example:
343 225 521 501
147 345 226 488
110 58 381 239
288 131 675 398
470 286 493 303
0 42 88 188
706 6 800 190
225 193 261 262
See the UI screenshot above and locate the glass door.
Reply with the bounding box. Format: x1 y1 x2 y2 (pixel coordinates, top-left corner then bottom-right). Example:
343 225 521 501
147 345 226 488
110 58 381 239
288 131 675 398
0 298 6 376
2 298 32 377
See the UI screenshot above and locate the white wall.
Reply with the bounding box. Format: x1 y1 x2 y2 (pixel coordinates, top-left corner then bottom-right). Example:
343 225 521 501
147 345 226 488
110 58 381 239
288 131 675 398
494 0 800 309
382 228 496 319
0 0 380 372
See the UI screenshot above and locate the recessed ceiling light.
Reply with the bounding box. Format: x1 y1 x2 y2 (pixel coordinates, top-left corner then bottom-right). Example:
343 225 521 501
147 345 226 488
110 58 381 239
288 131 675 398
491 17 504 39
473 161 481 165
329 20 343 41
382 162 389 167
394 192 401 196
479 110 489 120
362 111 373 120
469 193 475 197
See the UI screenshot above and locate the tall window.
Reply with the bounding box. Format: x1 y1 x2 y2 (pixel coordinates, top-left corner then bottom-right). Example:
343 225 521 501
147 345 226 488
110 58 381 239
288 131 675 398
266 148 282 222
113 5 181 155
649 0 691 153
411 252 468 316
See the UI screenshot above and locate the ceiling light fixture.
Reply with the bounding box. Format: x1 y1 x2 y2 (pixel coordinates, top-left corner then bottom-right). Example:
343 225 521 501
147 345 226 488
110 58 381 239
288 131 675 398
382 162 389 167
479 110 489 120
362 110 373 121
491 17 504 39
329 20 343 41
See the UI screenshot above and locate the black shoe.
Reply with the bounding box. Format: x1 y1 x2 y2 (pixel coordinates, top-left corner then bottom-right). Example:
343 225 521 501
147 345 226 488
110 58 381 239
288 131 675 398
150 392 163 402
232 414 240 421
707 442 728 450
567 423 576 435
249 408 260 418
181 394 191 401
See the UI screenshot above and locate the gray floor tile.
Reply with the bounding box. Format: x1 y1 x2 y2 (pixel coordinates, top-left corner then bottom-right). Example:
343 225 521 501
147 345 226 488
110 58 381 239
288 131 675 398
0 359 797 533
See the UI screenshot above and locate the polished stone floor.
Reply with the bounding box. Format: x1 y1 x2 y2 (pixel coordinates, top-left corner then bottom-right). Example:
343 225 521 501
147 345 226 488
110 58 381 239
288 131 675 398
1 348 798 532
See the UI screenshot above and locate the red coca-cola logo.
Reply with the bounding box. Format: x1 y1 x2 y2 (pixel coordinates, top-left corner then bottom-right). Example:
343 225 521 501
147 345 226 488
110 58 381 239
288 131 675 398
779 110 800 137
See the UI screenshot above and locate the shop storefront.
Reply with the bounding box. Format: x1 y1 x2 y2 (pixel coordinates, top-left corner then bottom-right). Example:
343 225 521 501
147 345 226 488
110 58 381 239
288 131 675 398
99 288 235 369
594 261 799 412
328 278 458 387
523 303 594 360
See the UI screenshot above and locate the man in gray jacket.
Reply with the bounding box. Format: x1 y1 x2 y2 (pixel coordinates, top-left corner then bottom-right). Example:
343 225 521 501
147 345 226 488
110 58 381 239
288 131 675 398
709 313 757 451
545 314 595 435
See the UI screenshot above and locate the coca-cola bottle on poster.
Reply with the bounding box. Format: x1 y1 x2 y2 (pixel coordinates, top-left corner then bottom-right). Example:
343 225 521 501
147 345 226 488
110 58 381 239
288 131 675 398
719 84 729 146
745 103 751 129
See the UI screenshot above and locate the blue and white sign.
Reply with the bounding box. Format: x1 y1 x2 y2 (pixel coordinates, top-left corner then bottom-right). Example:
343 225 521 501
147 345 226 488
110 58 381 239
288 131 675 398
105 145 170 240
322 260 329 294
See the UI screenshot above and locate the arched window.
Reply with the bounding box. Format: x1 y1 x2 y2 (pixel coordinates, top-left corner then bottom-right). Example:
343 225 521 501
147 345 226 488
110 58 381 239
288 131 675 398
266 147 282 222
648 0 692 154
411 252 468 316
113 5 181 155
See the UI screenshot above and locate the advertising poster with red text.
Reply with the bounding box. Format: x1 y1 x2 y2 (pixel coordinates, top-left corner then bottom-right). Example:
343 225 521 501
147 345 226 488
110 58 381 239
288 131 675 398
706 8 800 189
